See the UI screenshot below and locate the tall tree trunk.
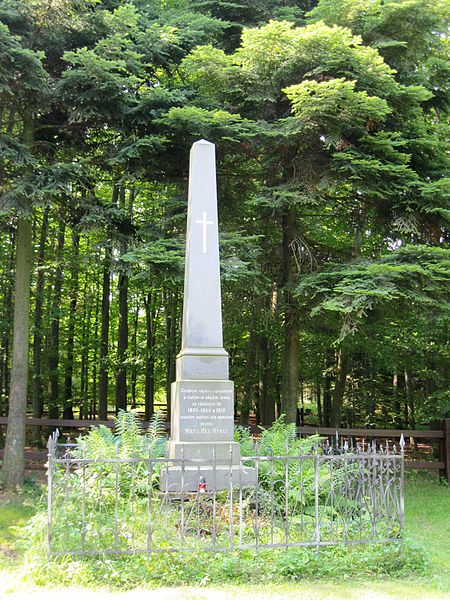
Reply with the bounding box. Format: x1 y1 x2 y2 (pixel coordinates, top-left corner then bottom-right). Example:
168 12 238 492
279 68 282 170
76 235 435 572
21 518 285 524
258 334 275 427
240 328 258 426
365 362 377 423
299 380 304 426
144 292 157 421
2 217 33 488
63 230 80 420
130 302 139 410
90 273 100 419
316 379 322 426
253 225 274 428
0 351 3 448
393 373 403 428
0 229 15 443
281 298 300 422
115 270 129 413
79 276 91 420
98 246 111 420
31 208 49 446
47 221 65 419
281 206 299 424
327 220 362 429
322 353 332 427
164 289 177 421
115 186 130 414
330 349 349 427
392 372 408 427
2 110 34 489
405 367 416 429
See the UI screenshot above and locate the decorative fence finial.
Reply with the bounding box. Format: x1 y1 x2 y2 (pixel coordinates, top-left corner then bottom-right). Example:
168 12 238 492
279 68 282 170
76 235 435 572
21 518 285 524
47 428 60 455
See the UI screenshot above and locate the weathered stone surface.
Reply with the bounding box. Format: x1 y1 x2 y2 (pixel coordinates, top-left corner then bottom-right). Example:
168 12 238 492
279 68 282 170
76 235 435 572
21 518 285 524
160 464 257 493
164 139 255 491
178 140 224 367
168 441 241 462
176 350 229 381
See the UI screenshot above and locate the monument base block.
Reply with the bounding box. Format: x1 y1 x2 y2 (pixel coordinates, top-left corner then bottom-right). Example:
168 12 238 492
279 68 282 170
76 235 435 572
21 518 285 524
168 440 240 462
160 464 257 492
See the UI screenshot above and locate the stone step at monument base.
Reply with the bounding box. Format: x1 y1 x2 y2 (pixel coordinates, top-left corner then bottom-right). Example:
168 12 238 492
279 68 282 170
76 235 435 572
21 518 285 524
160 464 257 493
167 440 240 462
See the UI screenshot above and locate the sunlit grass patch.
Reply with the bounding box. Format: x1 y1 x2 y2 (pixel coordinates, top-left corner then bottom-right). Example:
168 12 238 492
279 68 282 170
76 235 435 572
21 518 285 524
0 470 448 595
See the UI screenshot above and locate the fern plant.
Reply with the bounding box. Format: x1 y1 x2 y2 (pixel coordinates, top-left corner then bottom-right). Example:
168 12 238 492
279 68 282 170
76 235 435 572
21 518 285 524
258 416 321 457
236 417 328 514
76 424 117 459
114 410 145 458
234 425 255 457
71 410 167 500
144 411 167 458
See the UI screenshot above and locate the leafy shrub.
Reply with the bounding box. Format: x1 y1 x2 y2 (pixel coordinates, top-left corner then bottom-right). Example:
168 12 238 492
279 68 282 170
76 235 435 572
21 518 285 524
76 410 167 459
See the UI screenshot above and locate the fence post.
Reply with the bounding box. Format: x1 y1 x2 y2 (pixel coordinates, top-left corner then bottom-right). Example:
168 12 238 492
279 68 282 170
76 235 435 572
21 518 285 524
399 434 405 533
440 419 450 484
46 431 57 559
314 454 320 552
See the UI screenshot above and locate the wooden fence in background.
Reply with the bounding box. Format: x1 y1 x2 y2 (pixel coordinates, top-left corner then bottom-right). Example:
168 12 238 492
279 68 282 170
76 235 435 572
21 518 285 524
0 417 449 483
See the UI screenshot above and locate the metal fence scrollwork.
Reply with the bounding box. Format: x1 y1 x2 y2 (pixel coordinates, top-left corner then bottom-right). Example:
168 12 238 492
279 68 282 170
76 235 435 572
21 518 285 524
47 432 404 557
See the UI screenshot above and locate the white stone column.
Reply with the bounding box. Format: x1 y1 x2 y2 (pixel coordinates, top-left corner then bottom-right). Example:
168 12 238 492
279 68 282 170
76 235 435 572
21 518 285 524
176 140 229 381
168 139 235 457
162 140 257 491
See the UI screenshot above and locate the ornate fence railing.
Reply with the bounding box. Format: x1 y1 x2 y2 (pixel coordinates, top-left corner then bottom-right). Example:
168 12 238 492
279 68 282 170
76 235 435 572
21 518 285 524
47 433 404 557
1 417 447 481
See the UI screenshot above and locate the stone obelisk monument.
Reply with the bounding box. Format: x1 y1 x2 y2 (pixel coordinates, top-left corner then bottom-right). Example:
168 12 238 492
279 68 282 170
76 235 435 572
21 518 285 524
162 140 250 491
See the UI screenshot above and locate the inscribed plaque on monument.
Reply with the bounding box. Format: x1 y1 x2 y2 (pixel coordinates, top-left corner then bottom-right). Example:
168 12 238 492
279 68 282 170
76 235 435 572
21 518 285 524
175 381 234 442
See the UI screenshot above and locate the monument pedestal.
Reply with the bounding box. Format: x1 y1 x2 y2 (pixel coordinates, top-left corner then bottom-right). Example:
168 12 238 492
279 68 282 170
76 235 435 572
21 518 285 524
160 464 256 493
162 378 256 491
168 440 240 462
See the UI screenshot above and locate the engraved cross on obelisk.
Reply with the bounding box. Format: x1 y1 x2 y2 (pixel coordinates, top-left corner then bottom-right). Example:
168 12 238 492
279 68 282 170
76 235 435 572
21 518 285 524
195 211 214 254
162 140 254 492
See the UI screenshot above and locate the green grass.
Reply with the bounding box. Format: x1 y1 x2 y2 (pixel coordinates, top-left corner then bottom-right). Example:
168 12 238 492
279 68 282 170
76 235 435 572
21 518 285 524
0 471 448 599
405 470 450 572
0 484 38 562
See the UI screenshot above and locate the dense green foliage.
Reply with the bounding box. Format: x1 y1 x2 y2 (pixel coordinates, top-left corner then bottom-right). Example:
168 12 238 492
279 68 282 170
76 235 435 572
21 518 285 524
0 0 448 481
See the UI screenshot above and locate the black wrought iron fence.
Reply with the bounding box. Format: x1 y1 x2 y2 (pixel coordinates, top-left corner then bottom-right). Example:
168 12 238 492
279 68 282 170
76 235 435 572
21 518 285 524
47 432 404 557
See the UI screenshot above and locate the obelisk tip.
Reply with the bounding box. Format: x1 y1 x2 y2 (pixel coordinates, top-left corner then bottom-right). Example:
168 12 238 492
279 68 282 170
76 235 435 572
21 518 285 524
193 139 214 147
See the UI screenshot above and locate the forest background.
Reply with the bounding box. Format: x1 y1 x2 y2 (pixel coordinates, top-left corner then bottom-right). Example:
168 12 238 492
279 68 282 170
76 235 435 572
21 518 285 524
0 0 448 484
